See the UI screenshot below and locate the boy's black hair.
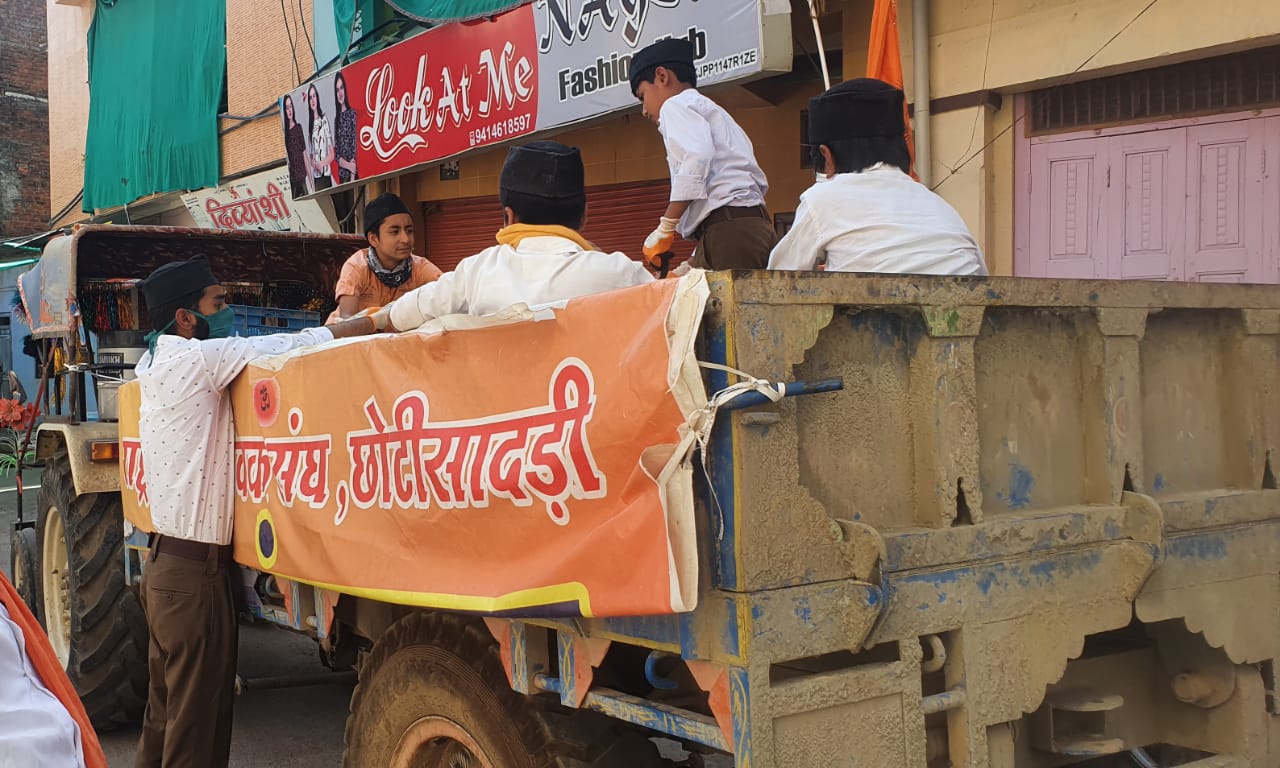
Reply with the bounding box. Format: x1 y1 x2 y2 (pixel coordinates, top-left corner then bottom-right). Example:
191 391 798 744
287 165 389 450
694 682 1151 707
812 134 912 176
631 61 698 94
499 189 587 231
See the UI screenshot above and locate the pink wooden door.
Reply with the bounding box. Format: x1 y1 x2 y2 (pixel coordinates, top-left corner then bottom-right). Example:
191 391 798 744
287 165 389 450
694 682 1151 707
1183 120 1266 283
1110 128 1187 280
1266 117 1280 284
1028 139 1110 278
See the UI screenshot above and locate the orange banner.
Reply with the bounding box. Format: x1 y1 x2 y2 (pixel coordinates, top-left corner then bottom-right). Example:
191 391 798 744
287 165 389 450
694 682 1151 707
119 274 708 617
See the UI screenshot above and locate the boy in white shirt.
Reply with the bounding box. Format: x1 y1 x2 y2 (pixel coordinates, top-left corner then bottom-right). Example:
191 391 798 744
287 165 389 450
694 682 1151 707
629 38 775 272
769 78 988 277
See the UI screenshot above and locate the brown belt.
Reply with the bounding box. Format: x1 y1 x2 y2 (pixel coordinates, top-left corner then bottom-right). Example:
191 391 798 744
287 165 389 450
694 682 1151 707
695 205 769 239
153 535 233 564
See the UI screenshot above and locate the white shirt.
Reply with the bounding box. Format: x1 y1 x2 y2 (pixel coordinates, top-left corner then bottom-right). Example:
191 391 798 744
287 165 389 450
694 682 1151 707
388 235 653 331
136 329 334 544
658 89 768 238
0 603 86 768
768 165 988 276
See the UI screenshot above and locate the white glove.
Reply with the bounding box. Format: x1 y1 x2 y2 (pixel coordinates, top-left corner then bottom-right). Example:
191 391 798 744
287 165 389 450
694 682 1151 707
642 217 679 263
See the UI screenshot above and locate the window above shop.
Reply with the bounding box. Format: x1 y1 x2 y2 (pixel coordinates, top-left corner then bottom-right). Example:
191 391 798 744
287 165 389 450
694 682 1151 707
1030 45 1280 135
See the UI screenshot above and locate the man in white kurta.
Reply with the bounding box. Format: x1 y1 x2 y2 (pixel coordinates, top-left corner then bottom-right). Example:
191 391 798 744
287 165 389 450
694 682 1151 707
380 142 652 332
768 78 988 277
133 257 377 767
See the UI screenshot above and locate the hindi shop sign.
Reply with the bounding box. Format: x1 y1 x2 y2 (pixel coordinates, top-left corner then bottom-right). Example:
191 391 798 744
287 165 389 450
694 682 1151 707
279 0 786 199
182 168 336 232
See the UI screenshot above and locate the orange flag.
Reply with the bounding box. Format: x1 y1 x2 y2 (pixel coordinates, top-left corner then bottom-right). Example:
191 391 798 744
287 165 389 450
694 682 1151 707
866 0 918 178
0 571 108 768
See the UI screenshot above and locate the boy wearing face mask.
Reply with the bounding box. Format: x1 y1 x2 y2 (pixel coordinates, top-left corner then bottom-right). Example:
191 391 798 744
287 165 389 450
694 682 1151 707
328 192 443 323
134 257 376 767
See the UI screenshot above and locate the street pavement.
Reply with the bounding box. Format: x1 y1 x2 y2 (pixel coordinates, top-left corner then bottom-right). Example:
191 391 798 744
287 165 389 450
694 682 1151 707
0 469 352 767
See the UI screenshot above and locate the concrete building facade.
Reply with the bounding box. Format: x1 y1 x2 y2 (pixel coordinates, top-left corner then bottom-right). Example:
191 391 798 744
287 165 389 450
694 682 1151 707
41 0 1280 280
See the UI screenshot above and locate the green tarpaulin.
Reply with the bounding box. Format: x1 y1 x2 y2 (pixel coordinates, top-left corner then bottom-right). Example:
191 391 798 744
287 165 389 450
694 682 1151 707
83 0 226 212
334 0 527 55
334 0 380 60
384 0 526 22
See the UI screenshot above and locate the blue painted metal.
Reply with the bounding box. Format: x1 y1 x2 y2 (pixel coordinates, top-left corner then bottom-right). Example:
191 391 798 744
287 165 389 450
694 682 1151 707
579 687 729 752
1165 531 1229 561
124 527 150 585
509 622 533 694
534 673 564 694
596 601 741 663
702 321 740 592
644 651 680 690
557 630 578 708
313 587 327 639
727 667 751 762
597 615 684 653
920 688 967 715
289 580 302 630
890 547 1108 611
716 378 844 411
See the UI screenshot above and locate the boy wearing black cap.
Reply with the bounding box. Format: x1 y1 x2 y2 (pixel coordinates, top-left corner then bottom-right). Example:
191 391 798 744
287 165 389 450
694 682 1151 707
768 78 987 276
133 257 375 767
375 141 652 332
629 38 775 272
328 192 443 323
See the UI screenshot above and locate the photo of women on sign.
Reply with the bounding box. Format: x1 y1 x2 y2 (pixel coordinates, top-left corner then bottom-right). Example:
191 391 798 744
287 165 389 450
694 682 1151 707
307 82 336 192
282 94 308 195
334 72 358 184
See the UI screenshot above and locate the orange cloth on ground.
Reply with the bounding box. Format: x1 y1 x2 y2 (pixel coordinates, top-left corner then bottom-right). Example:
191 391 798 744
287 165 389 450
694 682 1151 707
866 0 918 178
0 570 107 768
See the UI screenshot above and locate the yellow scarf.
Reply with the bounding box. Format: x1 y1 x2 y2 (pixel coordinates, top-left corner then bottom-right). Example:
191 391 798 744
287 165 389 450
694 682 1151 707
495 224 596 251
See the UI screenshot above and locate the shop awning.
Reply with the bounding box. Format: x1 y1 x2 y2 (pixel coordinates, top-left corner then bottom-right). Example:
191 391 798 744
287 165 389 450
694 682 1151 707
334 0 528 57
83 0 226 212
0 229 68 262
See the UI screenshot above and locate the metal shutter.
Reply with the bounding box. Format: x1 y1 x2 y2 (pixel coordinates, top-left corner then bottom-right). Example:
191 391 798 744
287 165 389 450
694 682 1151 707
423 180 695 272
423 197 504 272
580 180 696 267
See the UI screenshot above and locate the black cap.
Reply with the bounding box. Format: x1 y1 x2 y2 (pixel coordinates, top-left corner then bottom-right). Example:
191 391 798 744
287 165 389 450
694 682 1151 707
629 38 695 95
808 78 906 146
140 256 219 312
500 141 585 200
363 193 412 236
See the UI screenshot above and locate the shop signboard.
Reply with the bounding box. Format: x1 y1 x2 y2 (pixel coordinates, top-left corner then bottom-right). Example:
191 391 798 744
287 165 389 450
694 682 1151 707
280 0 790 198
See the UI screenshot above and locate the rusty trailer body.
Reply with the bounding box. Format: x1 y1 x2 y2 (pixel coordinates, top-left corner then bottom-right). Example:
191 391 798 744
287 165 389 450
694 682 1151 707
496 271 1280 767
